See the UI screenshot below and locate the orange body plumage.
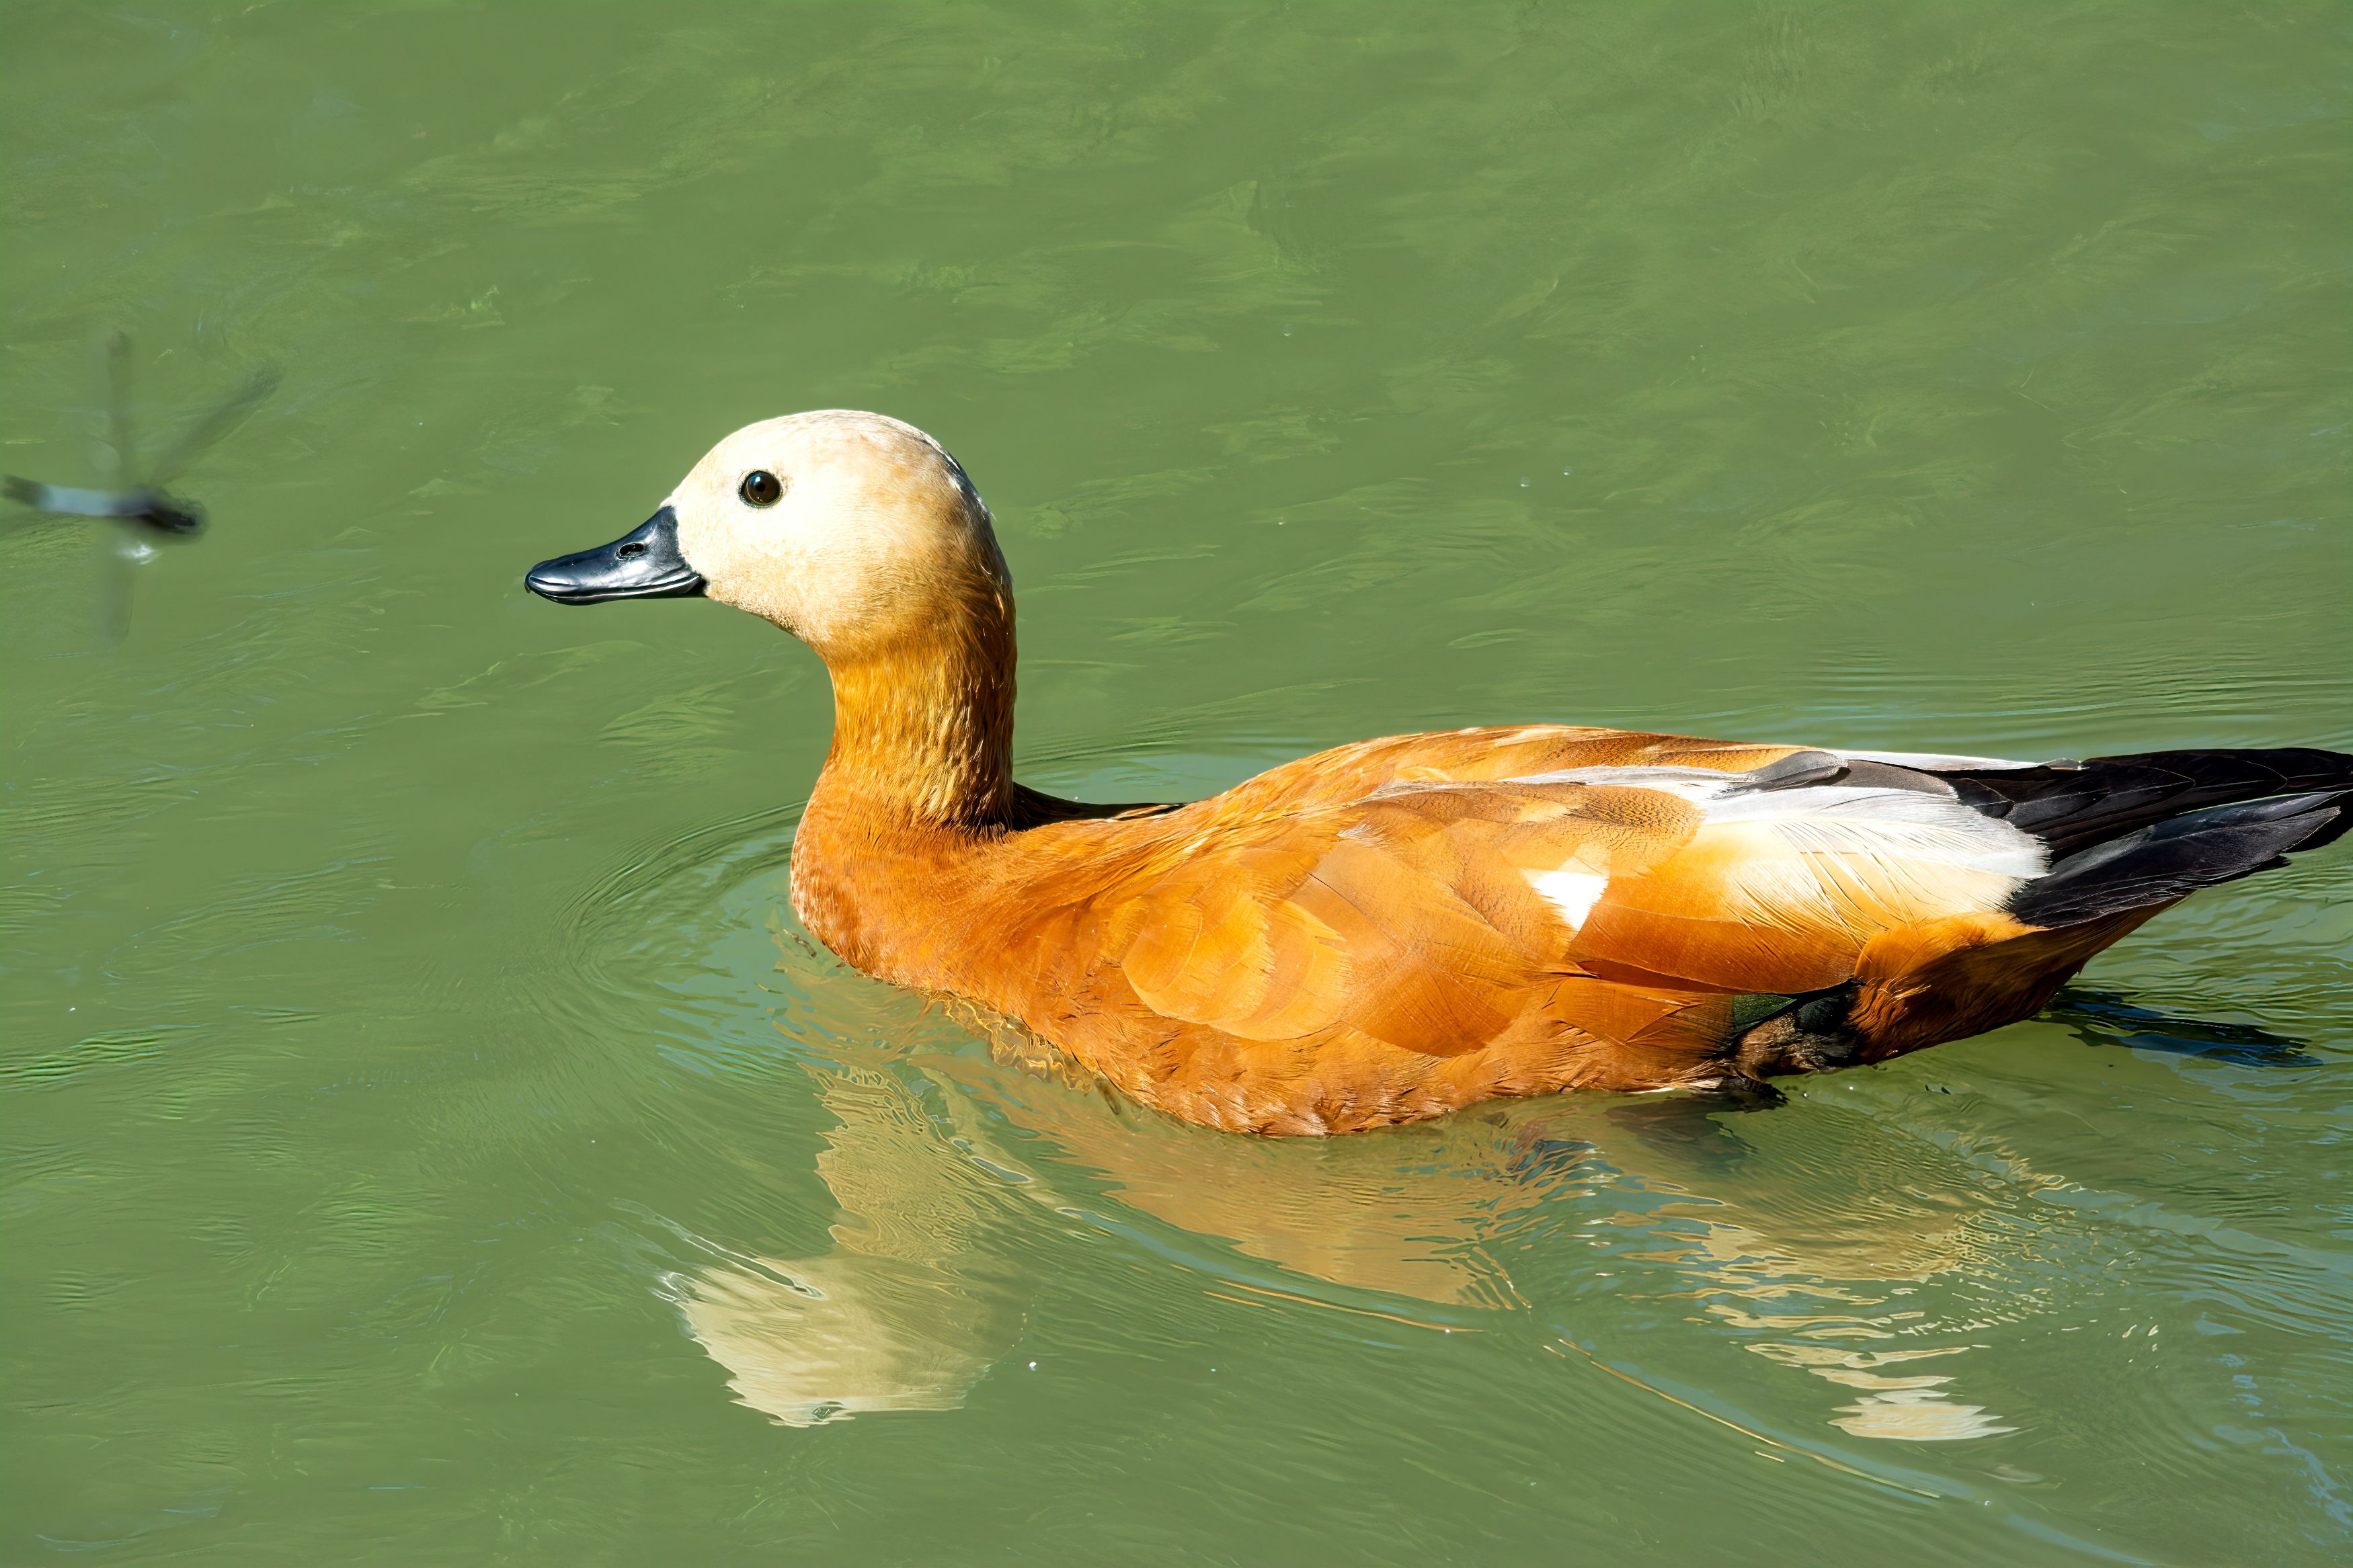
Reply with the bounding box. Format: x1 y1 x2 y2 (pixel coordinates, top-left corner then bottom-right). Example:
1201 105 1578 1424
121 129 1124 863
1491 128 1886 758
528 411 2352 1134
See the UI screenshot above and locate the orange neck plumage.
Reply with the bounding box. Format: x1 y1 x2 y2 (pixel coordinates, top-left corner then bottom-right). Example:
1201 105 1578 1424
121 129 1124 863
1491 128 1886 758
815 576 1019 832
790 578 1021 973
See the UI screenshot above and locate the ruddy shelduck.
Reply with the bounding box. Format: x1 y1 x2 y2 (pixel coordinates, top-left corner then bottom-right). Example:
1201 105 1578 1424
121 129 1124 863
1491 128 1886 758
527 411 2352 1134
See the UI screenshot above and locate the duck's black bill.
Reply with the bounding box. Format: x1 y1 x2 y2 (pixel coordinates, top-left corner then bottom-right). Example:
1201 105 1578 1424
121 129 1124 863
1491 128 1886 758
524 507 705 605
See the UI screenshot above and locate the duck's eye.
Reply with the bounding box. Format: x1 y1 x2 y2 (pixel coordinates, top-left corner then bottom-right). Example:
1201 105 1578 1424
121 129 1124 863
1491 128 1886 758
739 470 785 507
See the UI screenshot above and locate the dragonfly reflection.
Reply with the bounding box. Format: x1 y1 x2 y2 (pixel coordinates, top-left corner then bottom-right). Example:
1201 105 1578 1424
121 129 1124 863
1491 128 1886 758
2 331 278 641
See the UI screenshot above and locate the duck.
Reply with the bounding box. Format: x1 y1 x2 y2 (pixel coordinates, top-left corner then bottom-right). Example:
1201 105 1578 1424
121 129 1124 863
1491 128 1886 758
525 410 2353 1135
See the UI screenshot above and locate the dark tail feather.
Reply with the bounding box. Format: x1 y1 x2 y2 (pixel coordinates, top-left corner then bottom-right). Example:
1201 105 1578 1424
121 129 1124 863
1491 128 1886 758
1946 747 2353 860
2009 790 2352 927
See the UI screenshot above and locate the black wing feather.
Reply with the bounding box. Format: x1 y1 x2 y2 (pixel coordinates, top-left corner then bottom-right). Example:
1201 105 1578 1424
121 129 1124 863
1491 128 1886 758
1943 749 2353 859
2010 790 2351 927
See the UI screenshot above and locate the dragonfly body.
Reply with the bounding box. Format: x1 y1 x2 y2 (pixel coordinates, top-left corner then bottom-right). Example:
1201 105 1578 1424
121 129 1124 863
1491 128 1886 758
1 333 271 638
1 476 205 536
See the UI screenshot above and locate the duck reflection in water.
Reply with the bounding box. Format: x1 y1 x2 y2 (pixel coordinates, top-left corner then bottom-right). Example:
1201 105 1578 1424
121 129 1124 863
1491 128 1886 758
667 966 2263 1440
674 983 1574 1426
673 1057 1024 1428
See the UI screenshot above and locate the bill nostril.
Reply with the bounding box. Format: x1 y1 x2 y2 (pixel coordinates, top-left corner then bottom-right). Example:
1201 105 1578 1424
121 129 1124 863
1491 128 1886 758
616 541 647 559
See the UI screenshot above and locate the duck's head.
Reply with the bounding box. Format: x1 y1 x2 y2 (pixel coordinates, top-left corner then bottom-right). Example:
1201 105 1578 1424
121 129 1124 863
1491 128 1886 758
524 409 1008 663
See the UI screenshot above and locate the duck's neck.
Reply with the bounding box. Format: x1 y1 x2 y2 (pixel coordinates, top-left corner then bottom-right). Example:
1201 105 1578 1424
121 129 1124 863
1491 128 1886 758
813 580 1018 835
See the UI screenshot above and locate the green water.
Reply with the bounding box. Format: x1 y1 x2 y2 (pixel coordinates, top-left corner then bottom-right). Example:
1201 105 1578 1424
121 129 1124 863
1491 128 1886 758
4 3 2348 1562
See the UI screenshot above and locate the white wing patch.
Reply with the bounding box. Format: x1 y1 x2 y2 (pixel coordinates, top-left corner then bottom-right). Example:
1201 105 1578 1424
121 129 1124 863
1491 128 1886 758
1522 868 1608 929
1833 749 2037 772
1511 764 1753 800
1509 761 2049 935
1698 787 2046 878
1510 764 2045 878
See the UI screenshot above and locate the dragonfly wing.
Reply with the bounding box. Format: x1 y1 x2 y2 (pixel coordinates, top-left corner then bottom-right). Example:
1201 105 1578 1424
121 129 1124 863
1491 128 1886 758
148 367 280 487
97 522 143 645
104 329 138 485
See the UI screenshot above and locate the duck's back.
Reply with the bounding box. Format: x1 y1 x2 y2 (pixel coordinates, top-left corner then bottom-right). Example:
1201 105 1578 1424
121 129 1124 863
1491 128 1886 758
894 727 2350 1133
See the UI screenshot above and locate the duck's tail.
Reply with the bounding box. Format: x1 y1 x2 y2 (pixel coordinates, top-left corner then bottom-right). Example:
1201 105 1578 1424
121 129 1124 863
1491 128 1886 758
2009 788 2350 927
1730 747 2351 1079
1959 748 2353 927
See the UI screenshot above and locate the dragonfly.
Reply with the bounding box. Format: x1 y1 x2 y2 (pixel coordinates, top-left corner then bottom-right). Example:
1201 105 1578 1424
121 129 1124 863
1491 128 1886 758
2 330 279 641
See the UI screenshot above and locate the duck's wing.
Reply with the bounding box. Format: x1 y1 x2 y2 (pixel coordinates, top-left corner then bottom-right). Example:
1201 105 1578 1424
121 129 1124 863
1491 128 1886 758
1092 748 2048 1056
1520 752 2050 995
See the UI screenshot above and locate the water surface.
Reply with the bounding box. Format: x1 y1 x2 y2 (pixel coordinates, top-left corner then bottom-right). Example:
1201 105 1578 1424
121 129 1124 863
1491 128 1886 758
3 3 2348 1563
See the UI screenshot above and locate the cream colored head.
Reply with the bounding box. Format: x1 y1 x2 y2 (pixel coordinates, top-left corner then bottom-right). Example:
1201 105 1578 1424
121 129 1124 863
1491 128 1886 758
664 410 1008 661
